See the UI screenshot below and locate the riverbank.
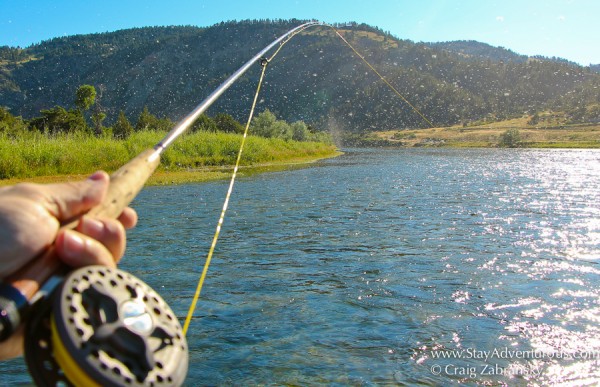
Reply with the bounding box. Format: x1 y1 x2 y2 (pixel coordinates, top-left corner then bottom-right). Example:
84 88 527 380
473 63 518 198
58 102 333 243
0 152 342 186
373 117 600 148
0 129 340 185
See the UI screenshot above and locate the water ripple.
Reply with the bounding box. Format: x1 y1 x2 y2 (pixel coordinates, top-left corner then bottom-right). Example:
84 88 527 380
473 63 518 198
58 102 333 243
2 148 599 385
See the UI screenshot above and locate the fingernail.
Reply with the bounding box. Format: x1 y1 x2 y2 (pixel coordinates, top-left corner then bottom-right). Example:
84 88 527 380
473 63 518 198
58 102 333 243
87 171 106 182
63 231 85 257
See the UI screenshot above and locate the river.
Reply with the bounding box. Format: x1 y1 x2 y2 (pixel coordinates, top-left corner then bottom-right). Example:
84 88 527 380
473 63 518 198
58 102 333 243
2 148 599 385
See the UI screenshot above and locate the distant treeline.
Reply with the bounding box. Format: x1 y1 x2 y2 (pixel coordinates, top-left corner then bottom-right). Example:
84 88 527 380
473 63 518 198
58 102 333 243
0 84 332 143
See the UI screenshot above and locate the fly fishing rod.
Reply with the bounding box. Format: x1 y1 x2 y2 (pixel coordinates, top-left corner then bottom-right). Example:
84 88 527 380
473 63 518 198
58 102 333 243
0 21 324 386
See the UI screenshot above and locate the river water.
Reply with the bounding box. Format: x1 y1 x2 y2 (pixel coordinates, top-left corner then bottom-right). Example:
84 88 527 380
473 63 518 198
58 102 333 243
2 148 599 386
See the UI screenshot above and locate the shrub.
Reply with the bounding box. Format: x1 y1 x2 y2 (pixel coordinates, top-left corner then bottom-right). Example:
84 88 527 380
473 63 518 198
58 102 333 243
499 129 521 147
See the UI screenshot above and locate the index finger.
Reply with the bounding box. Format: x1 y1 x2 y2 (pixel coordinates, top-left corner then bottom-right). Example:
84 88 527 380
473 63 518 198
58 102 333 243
40 171 110 223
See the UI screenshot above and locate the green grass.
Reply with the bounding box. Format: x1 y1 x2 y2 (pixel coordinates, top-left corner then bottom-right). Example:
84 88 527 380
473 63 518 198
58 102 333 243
523 141 600 149
0 130 338 182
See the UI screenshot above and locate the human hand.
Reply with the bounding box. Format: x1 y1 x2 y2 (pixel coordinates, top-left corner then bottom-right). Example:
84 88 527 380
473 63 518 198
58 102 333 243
0 171 137 278
0 171 137 359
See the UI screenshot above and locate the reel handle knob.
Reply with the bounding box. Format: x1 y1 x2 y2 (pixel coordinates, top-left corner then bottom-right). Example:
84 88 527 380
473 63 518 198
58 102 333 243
0 148 161 342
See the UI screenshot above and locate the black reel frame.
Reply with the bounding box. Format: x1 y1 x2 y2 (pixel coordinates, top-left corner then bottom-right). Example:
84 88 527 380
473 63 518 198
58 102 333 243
24 266 188 386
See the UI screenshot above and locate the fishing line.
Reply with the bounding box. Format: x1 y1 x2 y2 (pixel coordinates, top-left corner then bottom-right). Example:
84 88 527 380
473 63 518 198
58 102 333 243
182 46 291 335
181 62 267 335
328 26 435 128
181 22 434 335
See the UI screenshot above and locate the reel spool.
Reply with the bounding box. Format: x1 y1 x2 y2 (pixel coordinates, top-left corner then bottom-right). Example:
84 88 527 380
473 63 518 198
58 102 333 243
24 266 188 386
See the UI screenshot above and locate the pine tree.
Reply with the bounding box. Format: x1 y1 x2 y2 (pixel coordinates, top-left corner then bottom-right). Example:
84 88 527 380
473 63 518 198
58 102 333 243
113 111 134 138
135 106 156 131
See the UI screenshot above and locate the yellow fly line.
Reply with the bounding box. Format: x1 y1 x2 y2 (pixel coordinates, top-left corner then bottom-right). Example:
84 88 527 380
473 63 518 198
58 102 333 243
182 23 434 335
182 22 325 335
182 61 269 336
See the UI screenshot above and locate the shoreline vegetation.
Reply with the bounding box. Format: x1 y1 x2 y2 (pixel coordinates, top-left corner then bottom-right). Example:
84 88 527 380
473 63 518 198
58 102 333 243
3 116 599 187
0 92 339 186
367 116 600 149
0 130 340 186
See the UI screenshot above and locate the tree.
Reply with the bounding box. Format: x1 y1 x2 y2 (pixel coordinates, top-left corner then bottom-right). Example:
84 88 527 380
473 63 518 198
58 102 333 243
75 85 97 112
135 106 157 131
29 106 87 134
271 120 292 140
154 116 175 131
251 109 277 137
0 107 27 137
191 114 218 132
499 128 521 147
250 110 306 140
90 84 107 135
291 121 310 141
73 84 98 134
91 110 107 136
589 105 600 123
134 106 174 131
112 111 134 139
527 113 540 126
214 113 244 134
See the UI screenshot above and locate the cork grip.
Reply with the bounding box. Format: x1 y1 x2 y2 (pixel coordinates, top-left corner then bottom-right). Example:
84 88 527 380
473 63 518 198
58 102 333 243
87 148 161 220
6 148 161 302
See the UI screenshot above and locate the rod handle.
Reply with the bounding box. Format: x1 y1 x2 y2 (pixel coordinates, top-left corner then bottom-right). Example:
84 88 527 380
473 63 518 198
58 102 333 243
87 148 161 220
0 148 161 341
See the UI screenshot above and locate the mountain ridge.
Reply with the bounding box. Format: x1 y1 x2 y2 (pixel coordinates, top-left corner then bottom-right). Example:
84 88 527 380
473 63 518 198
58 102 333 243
1 20 599 132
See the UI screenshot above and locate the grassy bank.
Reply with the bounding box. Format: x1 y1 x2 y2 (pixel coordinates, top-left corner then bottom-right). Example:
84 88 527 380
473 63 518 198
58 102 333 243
375 117 600 148
0 130 339 185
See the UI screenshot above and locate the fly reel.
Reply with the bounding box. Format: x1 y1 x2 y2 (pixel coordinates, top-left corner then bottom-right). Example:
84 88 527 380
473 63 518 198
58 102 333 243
24 265 188 386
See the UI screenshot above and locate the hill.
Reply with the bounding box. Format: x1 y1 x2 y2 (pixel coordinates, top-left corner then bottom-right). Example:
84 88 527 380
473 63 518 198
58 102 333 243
426 40 528 63
372 116 600 148
1 20 599 133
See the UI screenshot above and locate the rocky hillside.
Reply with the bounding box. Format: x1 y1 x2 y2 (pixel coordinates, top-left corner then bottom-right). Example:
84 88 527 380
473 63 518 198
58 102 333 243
1 20 599 132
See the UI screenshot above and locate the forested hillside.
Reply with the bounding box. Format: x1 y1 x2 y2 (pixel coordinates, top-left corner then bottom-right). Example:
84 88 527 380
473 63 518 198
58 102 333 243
1 19 599 133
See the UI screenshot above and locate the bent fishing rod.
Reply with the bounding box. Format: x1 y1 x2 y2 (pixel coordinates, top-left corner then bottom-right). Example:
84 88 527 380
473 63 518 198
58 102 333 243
0 21 324 386
0 20 433 386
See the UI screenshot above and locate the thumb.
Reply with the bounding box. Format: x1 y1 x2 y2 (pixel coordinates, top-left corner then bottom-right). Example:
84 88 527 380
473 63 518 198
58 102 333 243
41 171 110 222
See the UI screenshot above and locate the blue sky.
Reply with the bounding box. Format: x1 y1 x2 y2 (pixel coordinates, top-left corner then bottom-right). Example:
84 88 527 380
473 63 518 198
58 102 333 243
1 0 598 65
